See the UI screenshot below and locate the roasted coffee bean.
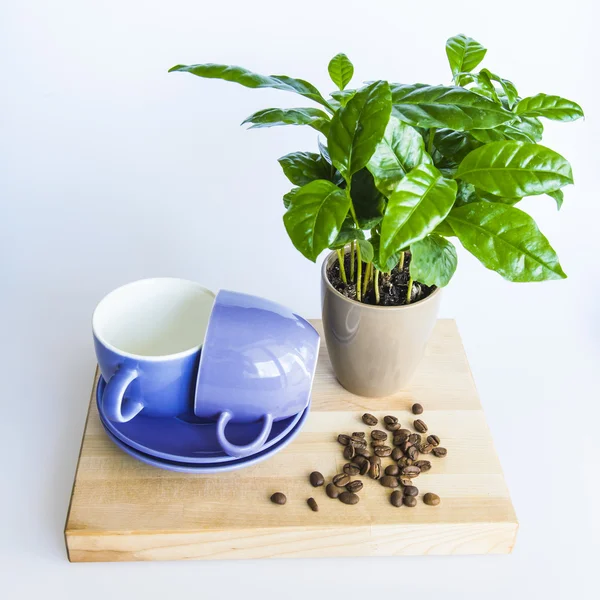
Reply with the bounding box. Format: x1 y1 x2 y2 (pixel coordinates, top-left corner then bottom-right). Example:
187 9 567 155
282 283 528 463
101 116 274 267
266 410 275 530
413 419 428 433
419 443 434 454
406 445 419 460
309 471 324 487
355 447 371 458
352 431 366 439
403 485 419 497
397 457 413 468
399 440 413 453
386 422 401 432
409 433 421 445
333 473 351 487
403 495 417 507
307 497 319 512
374 445 392 457
427 435 440 447
343 444 355 460
326 483 340 499
339 491 360 505
371 438 386 447
380 475 399 488
371 429 388 441
346 480 363 493
414 460 431 472
353 455 370 475
399 476 413 487
390 490 403 507
343 463 360 476
391 447 403 461
368 455 382 480
350 436 367 447
362 413 378 426
270 492 287 505
433 447 448 458
385 464 400 477
384 415 398 425
412 403 424 415
423 492 441 506
337 434 351 446
402 465 421 478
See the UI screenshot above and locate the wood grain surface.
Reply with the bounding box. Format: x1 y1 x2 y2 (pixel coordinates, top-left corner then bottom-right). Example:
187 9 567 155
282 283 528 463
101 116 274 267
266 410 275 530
65 319 518 562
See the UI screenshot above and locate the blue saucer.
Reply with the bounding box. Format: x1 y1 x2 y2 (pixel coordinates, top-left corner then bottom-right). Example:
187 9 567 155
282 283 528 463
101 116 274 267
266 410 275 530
99 399 310 473
96 376 306 463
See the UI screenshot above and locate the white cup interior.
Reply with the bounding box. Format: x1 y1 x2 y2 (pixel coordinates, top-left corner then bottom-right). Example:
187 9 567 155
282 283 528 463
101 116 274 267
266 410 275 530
93 278 215 358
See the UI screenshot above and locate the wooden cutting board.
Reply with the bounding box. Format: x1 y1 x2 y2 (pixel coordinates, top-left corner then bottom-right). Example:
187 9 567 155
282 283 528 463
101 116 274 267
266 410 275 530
65 319 517 562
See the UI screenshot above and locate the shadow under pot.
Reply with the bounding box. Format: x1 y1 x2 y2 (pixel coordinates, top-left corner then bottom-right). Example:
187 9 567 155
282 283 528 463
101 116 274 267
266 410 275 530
321 250 442 397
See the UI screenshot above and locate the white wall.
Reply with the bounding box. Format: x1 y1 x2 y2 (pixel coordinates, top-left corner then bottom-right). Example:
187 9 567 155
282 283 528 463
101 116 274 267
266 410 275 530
1 1 598 598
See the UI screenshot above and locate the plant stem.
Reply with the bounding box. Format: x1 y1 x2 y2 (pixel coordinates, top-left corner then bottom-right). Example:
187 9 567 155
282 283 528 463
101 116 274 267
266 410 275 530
374 269 380 304
355 240 362 302
362 261 371 297
427 128 435 155
399 251 405 271
350 241 355 280
406 276 413 304
336 249 347 284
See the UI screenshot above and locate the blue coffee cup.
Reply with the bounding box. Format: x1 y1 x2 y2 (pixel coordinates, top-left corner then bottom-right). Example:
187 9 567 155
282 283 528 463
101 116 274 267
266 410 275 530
93 278 215 423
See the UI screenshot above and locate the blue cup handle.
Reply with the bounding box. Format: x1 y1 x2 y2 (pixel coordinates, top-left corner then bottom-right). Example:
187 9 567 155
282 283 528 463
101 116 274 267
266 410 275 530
102 366 144 423
216 410 274 458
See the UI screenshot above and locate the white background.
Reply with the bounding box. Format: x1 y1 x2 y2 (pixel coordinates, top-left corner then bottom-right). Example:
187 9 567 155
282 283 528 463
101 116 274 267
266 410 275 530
2 0 599 597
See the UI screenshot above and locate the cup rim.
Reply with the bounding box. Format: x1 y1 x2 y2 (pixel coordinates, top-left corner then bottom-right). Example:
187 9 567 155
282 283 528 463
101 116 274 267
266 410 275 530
321 250 443 311
92 277 216 362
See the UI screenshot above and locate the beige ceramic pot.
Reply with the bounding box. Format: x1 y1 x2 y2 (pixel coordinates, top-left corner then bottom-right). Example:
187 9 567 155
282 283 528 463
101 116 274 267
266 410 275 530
321 250 442 397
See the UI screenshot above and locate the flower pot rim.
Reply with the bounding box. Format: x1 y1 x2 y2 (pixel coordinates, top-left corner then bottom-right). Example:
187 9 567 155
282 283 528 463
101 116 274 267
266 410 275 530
322 249 443 311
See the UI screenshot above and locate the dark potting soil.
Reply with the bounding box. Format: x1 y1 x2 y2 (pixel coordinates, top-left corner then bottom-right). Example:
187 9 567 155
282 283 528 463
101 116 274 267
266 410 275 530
327 251 436 306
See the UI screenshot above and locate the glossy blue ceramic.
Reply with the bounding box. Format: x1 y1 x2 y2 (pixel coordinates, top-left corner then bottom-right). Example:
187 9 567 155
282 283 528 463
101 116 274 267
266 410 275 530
194 290 320 459
95 376 306 463
93 278 215 423
99 399 311 473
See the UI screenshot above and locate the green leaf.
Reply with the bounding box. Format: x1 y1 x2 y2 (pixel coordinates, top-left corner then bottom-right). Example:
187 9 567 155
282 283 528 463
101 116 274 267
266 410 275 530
447 203 566 281
410 234 458 287
357 239 374 263
456 141 573 197
435 220 456 237
479 69 518 107
446 35 487 77
505 117 543 142
328 81 392 178
469 128 507 143
278 152 331 186
370 233 401 271
454 180 478 207
283 187 299 209
351 169 386 229
367 115 432 196
434 129 480 162
390 84 514 131
328 53 354 91
331 89 356 107
477 190 521 205
331 220 364 249
548 189 564 210
380 164 458 264
241 107 330 135
318 138 331 164
168 63 332 111
283 180 350 261
515 93 584 122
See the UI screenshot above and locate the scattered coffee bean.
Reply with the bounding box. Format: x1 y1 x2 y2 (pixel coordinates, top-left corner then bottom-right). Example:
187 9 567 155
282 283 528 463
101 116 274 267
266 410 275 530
432 447 447 458
412 403 423 415
385 464 400 477
419 443 434 454
423 492 441 506
390 490 403 507
309 471 324 487
353 455 370 475
384 415 398 425
380 475 399 488
371 429 388 441
333 473 351 488
399 476 413 487
386 422 401 432
402 465 421 478
337 434 350 446
339 491 360 505
346 480 363 493
362 413 378 426
371 438 386 447
374 445 392 457
398 457 413 468
403 485 419 497
414 460 431 472
391 447 403 461
270 492 287 505
343 445 355 460
368 455 382 480
414 419 428 433
307 497 319 512
406 445 419 460
350 436 367 448
403 495 417 507
326 483 340 499
399 440 413 453
344 463 360 476
395 428 411 440
427 435 440 447
409 433 421 445
352 431 366 439
355 447 371 458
